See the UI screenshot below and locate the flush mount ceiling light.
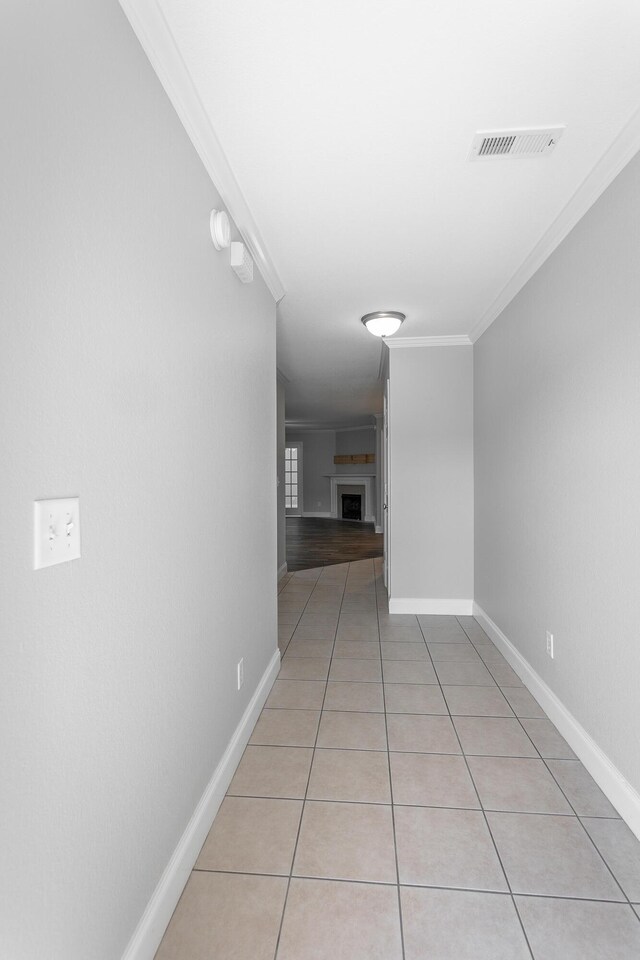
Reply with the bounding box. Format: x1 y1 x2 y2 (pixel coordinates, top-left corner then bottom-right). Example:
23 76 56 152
361 311 405 338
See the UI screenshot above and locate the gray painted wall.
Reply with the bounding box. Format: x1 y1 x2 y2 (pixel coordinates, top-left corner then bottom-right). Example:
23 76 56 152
475 151 640 797
286 431 335 513
334 427 376 475
0 3 276 956
277 380 286 568
389 347 474 601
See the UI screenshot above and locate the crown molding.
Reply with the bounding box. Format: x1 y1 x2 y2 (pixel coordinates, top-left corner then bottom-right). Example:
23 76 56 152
119 0 285 303
469 106 640 343
385 335 472 349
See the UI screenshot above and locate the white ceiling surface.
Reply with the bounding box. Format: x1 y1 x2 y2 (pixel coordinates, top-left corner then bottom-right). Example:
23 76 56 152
159 0 640 423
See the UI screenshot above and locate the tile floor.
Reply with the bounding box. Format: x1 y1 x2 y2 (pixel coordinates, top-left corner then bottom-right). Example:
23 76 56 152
156 558 640 959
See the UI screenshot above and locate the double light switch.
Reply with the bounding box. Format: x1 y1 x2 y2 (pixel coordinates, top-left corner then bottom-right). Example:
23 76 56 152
34 497 81 569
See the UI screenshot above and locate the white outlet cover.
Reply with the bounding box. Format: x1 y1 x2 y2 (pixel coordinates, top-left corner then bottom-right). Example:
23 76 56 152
34 497 81 569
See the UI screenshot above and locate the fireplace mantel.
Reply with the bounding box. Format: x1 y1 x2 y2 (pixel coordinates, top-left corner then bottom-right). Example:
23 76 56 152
324 475 375 523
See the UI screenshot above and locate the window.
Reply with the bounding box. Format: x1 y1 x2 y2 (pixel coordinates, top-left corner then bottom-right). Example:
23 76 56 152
285 445 299 510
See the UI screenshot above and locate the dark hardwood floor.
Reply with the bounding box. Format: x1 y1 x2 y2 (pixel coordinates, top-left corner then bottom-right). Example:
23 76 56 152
286 517 383 571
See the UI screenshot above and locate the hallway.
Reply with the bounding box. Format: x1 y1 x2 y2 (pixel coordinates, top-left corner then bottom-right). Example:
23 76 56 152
155 560 640 959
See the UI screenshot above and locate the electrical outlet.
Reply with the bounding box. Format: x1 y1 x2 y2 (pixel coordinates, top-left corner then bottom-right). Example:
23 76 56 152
546 631 554 659
237 658 244 690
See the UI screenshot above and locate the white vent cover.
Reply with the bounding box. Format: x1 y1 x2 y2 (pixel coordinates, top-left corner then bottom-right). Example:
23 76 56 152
469 127 564 160
230 242 254 283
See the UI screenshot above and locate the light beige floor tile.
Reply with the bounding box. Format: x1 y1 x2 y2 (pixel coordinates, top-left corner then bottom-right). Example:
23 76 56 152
379 624 423 642
304 601 342 615
250 708 320 747
453 716 538 757
277 878 402 960
228 745 312 799
435 661 497 686
427 641 480 661
395 805 507 890
487 811 624 899
443 685 514 717
293 622 337 640
329 658 382 682
381 641 429 661
278 624 296 642
333 640 381 659
384 683 448 714
155 872 287 960
467 756 572 814
324 680 384 712
284 639 334 659
581 817 640 901
387 714 461 754
418 615 461 628
501 687 546 718
382 660 437 684
515 896 640 960
519 719 576 759
377 613 418 627
485 661 523 686
316 711 387 751
278 657 330 680
336 624 379 641
401 887 530 960
297 613 339 627
265 679 326 710
390 752 479 808
545 759 620 817
475 645 509 665
196 796 302 874
293 800 396 882
308 748 391 803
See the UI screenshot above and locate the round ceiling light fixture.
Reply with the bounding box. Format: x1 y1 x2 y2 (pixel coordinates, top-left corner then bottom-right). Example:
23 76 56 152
361 311 405 338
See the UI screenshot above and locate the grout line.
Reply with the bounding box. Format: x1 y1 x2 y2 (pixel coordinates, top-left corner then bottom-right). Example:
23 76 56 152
270 557 348 959
375 568 407 960
189 866 633 905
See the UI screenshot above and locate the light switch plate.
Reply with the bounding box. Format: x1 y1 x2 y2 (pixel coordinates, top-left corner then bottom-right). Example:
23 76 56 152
34 497 81 569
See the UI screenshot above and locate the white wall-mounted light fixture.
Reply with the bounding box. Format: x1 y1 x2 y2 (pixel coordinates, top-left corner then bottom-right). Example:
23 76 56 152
210 208 231 250
361 311 405 338
230 241 254 283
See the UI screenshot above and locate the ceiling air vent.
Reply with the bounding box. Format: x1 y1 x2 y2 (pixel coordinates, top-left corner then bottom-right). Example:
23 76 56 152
469 127 564 160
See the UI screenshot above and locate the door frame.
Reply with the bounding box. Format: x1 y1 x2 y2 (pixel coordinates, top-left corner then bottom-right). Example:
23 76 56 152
383 379 390 590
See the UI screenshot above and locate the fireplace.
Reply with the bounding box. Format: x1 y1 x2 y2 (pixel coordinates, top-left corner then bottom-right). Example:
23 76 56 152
341 493 362 521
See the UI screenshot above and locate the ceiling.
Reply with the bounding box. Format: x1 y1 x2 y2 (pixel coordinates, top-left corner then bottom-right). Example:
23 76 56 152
145 0 640 424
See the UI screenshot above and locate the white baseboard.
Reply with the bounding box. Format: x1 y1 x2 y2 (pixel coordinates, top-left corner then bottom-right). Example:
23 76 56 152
374 525 383 534
389 598 473 615
301 511 332 518
121 648 281 960
474 603 640 842
364 514 375 524
277 561 288 580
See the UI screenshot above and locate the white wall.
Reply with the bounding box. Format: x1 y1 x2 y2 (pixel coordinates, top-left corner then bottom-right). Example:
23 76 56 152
0 2 276 957
388 346 474 609
334 427 376 476
475 151 640 798
286 430 335 513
